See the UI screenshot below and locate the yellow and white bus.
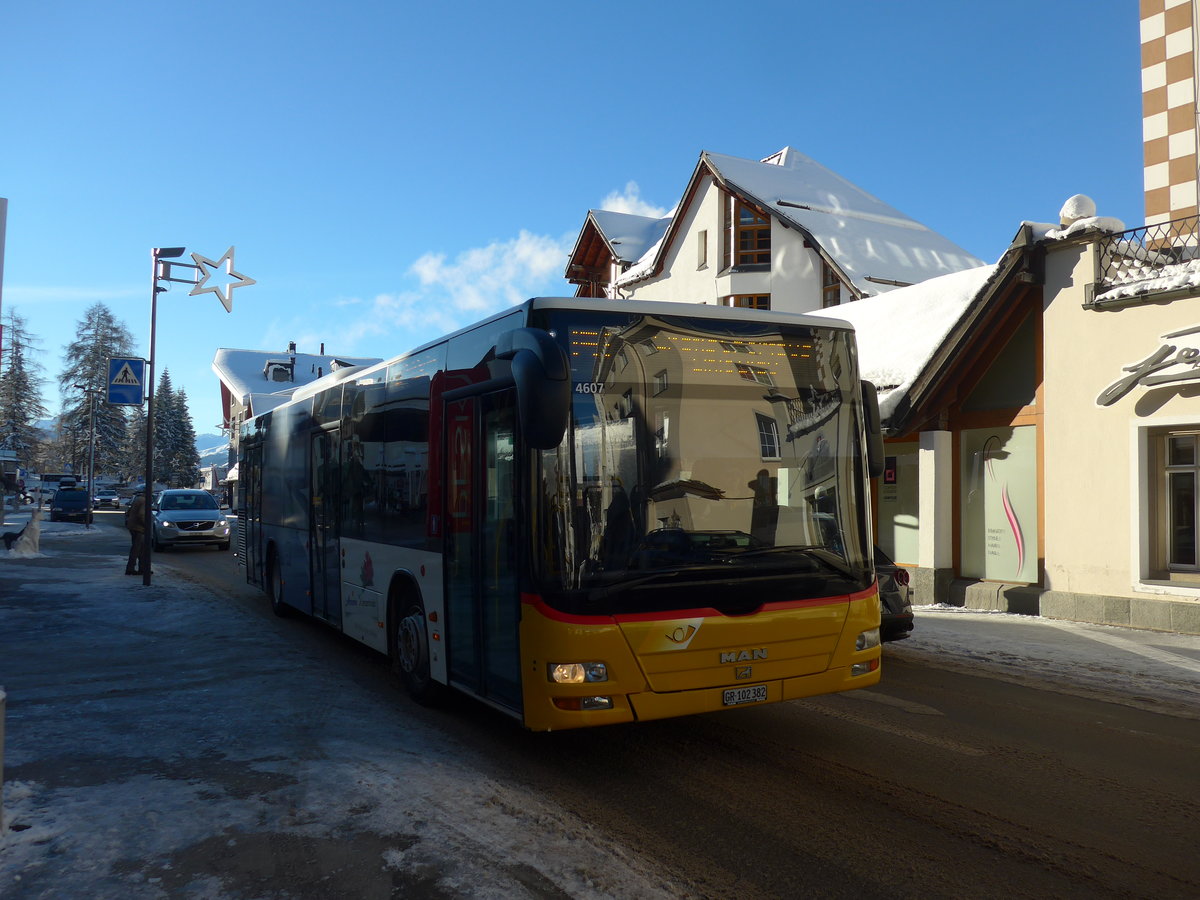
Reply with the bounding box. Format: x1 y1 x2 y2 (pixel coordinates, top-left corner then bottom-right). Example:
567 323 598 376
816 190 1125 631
238 298 885 730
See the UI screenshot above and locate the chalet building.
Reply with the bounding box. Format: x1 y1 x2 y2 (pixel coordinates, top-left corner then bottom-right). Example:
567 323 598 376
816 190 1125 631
566 147 984 312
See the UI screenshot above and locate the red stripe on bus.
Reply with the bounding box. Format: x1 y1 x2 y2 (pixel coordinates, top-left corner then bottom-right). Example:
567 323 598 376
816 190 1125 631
520 585 876 625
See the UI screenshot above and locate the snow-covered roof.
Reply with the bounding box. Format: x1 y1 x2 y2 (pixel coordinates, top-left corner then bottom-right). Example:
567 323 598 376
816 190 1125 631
808 263 999 421
212 347 383 411
619 147 986 295
587 210 670 265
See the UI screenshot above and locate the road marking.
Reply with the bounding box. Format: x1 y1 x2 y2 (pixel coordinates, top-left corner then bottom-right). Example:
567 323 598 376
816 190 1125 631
1045 621 1200 675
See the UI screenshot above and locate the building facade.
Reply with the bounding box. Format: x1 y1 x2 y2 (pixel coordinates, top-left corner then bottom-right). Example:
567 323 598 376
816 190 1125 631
1142 0 1200 225
843 205 1200 635
566 148 983 315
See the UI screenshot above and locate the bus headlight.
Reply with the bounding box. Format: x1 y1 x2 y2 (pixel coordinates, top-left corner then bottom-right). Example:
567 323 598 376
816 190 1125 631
855 628 880 651
548 662 608 683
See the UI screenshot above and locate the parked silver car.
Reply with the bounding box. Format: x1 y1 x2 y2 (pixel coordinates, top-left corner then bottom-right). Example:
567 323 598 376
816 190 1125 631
151 489 231 551
875 545 914 641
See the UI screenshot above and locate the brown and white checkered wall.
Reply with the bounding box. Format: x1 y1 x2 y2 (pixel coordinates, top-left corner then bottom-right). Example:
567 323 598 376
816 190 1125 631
1143 0 1200 225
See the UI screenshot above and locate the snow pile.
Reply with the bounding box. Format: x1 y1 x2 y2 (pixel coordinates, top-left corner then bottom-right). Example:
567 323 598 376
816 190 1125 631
6 508 42 557
1043 216 1126 240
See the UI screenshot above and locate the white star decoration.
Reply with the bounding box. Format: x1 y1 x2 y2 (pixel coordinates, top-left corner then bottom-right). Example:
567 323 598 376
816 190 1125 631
189 246 255 312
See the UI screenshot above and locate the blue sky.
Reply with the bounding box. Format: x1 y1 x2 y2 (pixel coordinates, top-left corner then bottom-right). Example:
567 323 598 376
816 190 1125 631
1 1 1142 438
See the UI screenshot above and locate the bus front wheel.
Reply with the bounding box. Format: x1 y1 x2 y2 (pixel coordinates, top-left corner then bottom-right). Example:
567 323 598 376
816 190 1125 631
391 594 443 706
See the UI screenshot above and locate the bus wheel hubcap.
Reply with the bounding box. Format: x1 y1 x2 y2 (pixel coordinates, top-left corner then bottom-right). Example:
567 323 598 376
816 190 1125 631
398 613 425 675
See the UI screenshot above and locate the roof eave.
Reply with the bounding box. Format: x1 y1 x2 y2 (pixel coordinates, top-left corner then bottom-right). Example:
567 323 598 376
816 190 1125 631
883 242 1042 436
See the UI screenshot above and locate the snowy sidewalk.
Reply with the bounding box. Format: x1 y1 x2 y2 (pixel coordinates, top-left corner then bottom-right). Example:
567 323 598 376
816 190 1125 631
0 522 679 899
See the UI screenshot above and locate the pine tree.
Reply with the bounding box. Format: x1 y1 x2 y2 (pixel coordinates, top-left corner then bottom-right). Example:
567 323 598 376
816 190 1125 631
0 310 50 470
58 303 134 481
173 388 201 488
153 369 178 486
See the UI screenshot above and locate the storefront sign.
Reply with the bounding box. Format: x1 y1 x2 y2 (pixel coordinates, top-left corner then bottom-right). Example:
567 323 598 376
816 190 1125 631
1098 325 1200 406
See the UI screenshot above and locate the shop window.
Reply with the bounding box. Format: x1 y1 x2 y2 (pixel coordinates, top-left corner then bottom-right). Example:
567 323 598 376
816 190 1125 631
1156 431 1200 572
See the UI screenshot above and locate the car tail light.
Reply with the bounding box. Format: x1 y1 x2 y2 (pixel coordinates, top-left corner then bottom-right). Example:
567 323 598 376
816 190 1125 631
894 568 910 586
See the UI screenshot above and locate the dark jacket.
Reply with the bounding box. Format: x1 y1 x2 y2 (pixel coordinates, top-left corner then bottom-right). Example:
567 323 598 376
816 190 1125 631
126 494 147 534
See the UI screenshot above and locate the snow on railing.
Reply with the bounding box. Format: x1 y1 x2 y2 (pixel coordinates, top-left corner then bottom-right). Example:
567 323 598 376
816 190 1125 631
1096 215 1200 295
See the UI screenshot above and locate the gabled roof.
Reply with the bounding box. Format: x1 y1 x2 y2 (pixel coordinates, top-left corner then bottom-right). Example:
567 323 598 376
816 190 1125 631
566 210 671 287
588 210 671 264
618 147 986 296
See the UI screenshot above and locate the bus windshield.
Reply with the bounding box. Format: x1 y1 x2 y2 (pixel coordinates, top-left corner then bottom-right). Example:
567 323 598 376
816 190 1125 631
532 309 873 616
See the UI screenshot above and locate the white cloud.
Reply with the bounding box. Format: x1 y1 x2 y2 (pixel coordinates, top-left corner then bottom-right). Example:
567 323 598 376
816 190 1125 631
409 229 572 313
599 181 668 218
268 229 574 361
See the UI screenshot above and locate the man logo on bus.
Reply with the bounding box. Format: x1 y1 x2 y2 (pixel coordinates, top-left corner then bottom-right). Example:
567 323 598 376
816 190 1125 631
721 648 767 664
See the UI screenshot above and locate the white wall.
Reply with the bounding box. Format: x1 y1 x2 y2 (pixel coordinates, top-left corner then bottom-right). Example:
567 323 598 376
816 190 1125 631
1042 239 1200 600
625 180 828 312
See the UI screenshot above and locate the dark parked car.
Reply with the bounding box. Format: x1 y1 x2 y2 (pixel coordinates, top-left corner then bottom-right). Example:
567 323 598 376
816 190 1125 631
49 488 92 523
875 545 914 641
151 488 231 551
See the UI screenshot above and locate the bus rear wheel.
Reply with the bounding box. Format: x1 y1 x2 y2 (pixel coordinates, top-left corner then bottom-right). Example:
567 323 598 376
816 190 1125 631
391 595 443 705
268 551 290 618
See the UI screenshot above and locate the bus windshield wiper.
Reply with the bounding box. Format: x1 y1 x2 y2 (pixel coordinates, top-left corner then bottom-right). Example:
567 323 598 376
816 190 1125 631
587 564 736 600
732 545 855 578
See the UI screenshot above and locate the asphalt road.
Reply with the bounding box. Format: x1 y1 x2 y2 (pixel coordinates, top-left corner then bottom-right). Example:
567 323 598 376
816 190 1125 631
4 513 1199 899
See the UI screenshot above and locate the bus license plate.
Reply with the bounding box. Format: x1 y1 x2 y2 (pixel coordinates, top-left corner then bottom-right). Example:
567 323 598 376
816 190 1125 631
723 684 768 706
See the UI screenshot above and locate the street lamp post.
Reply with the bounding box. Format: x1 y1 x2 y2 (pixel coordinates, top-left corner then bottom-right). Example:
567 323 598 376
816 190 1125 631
144 247 191 584
142 245 252 585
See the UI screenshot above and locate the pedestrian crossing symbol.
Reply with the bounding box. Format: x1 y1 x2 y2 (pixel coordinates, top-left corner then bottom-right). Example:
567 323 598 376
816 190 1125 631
107 357 146 405
112 363 140 386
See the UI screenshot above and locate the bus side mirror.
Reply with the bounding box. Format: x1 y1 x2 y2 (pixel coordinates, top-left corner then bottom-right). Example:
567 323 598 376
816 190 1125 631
496 327 572 450
861 380 885 479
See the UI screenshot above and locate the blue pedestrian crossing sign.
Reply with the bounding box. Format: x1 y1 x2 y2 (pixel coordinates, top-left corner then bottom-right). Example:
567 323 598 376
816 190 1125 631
107 357 146 405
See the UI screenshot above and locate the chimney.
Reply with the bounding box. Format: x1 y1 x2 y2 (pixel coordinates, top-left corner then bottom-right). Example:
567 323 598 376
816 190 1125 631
320 342 325 355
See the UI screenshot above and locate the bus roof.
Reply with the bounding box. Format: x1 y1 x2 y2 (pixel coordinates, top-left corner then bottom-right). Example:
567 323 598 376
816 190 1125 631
266 298 858 411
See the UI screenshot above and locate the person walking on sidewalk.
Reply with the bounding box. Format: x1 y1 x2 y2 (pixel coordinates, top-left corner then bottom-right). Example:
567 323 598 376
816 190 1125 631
125 489 148 575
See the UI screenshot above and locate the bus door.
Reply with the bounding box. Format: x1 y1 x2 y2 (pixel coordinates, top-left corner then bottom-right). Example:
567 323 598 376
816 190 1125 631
310 429 342 625
444 389 522 712
240 438 264 587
